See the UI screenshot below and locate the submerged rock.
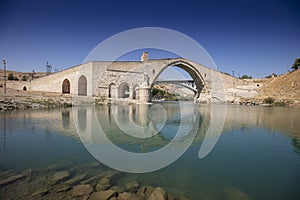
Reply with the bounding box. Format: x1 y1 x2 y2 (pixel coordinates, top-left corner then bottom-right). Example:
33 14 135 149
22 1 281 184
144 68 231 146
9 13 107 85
110 185 125 193
118 192 132 200
81 175 102 184
89 189 117 200
167 193 175 200
95 175 112 191
224 186 251 200
0 174 25 186
31 188 49 196
137 186 147 199
72 184 93 197
144 186 155 198
65 174 86 185
52 171 70 181
147 187 166 200
53 184 70 192
0 170 16 178
125 181 139 193
89 162 101 167
22 168 33 177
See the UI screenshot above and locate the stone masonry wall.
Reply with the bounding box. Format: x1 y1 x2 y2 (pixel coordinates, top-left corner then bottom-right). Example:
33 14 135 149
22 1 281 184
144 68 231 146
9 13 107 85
6 58 260 103
29 63 93 96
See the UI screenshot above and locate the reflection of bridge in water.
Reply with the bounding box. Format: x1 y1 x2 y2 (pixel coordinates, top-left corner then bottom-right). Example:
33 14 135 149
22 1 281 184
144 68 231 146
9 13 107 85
76 103 204 151
1 105 300 151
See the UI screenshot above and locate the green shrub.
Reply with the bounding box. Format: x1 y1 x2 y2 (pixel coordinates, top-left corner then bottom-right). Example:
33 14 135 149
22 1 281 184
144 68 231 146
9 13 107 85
241 74 253 79
7 74 19 81
274 101 287 107
22 75 27 81
7 74 14 80
263 97 274 104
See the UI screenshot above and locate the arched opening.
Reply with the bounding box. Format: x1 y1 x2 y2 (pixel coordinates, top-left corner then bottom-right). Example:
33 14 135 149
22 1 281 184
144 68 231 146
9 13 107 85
78 75 87 96
23 86 27 91
132 85 139 100
152 61 205 102
108 83 116 98
118 83 130 98
62 79 70 94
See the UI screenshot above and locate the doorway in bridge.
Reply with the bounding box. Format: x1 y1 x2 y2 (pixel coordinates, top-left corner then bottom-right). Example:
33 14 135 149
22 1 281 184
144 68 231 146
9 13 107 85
132 85 139 100
108 83 117 98
118 83 130 98
62 79 70 94
78 75 87 96
152 65 197 101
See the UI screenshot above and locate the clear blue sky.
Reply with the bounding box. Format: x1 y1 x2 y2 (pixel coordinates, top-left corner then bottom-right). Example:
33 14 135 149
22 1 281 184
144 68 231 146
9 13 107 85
0 0 299 78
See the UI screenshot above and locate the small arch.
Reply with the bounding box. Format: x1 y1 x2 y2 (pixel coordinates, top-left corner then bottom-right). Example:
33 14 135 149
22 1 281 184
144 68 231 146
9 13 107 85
78 75 87 96
62 79 70 94
132 85 139 100
23 86 27 91
118 83 130 98
108 83 116 98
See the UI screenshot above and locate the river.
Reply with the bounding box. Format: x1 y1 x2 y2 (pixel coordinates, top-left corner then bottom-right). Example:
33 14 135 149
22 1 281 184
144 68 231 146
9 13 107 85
0 103 299 199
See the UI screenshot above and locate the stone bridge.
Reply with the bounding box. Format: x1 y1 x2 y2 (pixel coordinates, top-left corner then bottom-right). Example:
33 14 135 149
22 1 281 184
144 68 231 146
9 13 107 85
14 52 259 103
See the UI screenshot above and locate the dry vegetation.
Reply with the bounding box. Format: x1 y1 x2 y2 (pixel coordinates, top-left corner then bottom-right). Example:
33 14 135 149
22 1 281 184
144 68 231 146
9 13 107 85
257 69 300 104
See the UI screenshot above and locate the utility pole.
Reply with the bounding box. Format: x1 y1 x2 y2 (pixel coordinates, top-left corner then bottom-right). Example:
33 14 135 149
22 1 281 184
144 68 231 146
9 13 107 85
232 70 235 77
46 62 52 75
32 70 35 80
2 60 7 94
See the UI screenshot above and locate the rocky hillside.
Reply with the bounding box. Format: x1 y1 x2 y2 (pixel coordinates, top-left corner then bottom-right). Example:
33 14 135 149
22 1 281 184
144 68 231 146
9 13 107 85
152 84 194 101
0 69 47 82
257 69 300 104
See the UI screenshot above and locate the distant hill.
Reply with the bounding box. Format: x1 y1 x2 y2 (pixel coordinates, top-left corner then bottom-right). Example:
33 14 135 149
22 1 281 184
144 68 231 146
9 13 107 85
0 69 48 81
257 70 300 103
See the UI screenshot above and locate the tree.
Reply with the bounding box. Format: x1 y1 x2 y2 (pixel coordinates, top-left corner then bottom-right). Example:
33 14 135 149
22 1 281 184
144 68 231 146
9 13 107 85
22 75 27 81
8 74 14 80
291 58 300 70
265 73 277 78
241 74 252 79
7 73 19 81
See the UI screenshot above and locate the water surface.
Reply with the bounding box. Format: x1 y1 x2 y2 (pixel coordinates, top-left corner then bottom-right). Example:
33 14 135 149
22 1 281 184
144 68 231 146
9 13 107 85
0 104 299 199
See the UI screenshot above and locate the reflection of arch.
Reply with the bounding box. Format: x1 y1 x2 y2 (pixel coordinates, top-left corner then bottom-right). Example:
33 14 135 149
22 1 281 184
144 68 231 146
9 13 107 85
62 109 70 128
23 86 27 91
132 85 139 100
108 83 116 98
152 61 206 99
78 75 87 96
118 83 130 98
78 108 87 131
62 79 70 94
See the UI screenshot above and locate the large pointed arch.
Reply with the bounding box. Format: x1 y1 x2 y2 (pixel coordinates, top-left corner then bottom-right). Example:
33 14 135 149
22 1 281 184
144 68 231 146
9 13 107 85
151 60 206 100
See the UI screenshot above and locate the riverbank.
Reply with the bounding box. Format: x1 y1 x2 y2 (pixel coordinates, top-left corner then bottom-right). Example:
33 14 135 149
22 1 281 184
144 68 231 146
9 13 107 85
0 89 73 110
0 91 298 111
